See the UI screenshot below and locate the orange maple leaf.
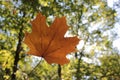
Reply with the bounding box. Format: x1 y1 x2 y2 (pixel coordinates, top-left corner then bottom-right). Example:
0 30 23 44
24 13 79 65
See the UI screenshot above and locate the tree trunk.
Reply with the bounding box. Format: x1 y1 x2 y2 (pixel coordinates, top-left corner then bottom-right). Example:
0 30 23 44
58 64 61 80
11 26 23 80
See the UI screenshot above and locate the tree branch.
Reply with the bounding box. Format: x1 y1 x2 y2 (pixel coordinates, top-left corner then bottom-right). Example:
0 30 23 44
76 36 89 80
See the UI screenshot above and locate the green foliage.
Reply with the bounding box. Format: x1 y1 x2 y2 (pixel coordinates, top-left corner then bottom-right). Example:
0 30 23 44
0 0 119 80
98 53 120 79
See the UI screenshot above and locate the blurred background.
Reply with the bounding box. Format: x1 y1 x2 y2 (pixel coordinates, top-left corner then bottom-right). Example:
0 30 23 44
0 0 120 80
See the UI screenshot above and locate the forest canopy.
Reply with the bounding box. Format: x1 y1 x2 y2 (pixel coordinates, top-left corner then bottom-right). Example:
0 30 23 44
0 0 120 80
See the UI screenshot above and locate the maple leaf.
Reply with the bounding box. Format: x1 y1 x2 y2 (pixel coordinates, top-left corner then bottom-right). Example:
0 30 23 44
24 13 79 65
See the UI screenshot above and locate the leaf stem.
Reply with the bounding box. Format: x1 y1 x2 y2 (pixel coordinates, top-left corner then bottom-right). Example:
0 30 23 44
28 58 42 76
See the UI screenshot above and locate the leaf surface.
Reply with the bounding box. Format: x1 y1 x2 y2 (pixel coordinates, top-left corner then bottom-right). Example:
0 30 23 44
24 13 79 65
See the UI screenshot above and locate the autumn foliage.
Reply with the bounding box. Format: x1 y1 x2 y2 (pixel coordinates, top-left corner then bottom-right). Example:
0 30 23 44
24 13 79 65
